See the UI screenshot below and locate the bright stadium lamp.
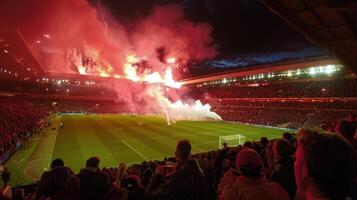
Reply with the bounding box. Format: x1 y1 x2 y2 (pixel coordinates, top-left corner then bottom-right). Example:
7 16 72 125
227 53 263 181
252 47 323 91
309 67 316 75
325 65 335 74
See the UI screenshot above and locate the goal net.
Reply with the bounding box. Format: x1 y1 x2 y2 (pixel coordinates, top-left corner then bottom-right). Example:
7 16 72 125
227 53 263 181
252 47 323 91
219 134 247 148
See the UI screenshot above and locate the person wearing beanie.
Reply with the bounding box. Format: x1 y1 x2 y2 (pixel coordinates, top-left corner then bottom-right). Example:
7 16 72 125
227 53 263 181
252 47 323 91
220 148 290 200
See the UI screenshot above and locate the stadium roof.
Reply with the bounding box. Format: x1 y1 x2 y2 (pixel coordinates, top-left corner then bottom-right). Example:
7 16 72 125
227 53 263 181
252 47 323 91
206 47 328 69
181 56 339 85
187 46 331 77
259 0 357 70
0 30 44 79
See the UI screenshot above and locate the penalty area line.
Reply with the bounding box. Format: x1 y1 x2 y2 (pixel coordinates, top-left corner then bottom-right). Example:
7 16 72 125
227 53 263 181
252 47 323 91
121 140 149 161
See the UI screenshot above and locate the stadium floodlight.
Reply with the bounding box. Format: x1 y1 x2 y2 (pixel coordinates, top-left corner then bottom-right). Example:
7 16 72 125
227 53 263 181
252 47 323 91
295 69 301 75
309 67 316 75
219 134 247 148
324 65 335 74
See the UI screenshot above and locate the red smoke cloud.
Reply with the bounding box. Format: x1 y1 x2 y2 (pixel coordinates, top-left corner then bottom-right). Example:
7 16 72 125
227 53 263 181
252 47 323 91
130 4 217 71
22 0 221 119
29 0 217 77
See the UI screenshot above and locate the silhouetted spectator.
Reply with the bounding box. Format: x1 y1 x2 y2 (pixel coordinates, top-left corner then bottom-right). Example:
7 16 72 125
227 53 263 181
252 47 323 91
217 163 240 198
12 188 25 200
243 141 252 149
1 167 10 187
141 168 153 189
36 159 79 200
122 175 145 200
127 165 141 177
213 142 230 190
220 148 290 200
271 139 296 199
295 130 357 200
258 137 269 156
335 120 357 156
77 156 111 200
348 114 357 129
147 140 210 200
262 140 275 175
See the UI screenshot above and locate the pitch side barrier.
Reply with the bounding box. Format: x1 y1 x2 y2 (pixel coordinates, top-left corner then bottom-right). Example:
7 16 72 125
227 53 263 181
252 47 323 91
224 120 297 132
57 112 163 116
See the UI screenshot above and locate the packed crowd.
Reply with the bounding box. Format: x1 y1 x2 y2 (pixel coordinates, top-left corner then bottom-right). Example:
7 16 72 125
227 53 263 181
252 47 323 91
0 99 48 163
213 106 353 129
0 79 116 99
203 99 357 110
0 96 131 115
33 99 129 114
1 117 356 200
186 78 357 129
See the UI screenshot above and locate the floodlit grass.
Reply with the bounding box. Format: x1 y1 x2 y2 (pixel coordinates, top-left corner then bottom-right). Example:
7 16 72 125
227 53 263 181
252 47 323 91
7 114 285 186
6 136 41 186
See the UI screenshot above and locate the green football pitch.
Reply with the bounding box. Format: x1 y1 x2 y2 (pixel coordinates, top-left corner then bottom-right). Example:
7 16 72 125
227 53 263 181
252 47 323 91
6 114 285 186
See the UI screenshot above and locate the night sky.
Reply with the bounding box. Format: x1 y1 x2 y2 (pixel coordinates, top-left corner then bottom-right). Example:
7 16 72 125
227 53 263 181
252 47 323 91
97 0 317 56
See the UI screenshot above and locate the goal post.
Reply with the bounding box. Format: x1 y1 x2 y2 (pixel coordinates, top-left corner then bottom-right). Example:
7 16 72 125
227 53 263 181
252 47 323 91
219 134 247 148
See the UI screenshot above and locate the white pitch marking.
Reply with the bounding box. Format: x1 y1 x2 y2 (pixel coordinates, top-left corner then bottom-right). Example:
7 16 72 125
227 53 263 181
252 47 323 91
121 140 149 161
46 116 61 170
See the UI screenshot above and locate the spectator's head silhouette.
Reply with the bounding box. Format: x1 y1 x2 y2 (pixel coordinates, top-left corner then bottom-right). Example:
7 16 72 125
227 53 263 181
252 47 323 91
243 141 253 148
175 140 191 162
335 120 356 140
295 130 357 200
86 156 100 169
273 139 292 161
51 158 64 169
223 142 228 149
282 132 292 141
260 137 269 147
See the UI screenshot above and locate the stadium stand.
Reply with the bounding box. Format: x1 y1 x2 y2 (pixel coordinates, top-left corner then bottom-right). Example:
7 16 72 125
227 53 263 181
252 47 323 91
184 76 357 129
0 98 48 164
